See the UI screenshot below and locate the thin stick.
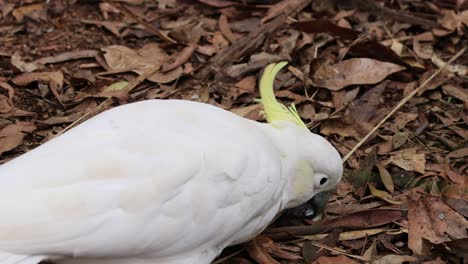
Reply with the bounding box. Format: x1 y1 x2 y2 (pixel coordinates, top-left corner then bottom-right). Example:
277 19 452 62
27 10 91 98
306 241 368 261
342 47 466 162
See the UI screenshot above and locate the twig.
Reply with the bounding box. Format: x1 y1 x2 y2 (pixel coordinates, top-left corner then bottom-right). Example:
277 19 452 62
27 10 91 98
306 241 368 261
106 1 176 44
342 47 466 162
196 0 312 80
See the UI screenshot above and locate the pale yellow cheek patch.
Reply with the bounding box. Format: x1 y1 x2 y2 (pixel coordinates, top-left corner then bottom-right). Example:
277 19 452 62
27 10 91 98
293 160 314 197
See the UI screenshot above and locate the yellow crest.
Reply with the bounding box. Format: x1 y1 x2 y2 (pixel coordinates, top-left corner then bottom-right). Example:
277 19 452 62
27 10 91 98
259 62 306 128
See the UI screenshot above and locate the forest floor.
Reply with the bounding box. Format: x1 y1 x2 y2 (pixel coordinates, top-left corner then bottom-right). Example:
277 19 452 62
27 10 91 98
0 0 467 263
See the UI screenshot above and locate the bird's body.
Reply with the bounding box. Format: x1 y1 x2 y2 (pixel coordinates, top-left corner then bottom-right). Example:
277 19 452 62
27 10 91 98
0 63 342 264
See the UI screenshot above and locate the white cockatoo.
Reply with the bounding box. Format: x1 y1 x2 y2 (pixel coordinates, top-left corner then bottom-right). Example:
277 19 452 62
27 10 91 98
0 62 342 264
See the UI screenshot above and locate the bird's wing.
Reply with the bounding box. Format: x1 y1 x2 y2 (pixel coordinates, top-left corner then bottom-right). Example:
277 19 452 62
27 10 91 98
0 100 283 258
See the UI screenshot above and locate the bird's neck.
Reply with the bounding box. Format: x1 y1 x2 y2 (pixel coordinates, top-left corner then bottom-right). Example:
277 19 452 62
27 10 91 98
255 121 313 209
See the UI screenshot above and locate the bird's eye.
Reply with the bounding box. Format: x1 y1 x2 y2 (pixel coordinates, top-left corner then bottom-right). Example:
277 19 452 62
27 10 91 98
319 176 328 186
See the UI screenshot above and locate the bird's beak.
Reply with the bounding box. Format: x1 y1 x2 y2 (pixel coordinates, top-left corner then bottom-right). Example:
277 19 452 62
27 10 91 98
285 191 330 221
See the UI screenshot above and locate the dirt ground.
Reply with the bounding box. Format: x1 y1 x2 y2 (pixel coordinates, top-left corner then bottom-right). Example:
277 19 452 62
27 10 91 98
0 0 467 263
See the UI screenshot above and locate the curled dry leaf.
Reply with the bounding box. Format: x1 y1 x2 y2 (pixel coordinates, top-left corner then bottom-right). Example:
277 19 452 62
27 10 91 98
0 81 15 102
11 52 39 72
313 58 405 91
102 43 183 84
11 71 64 104
387 147 426 174
246 236 281 264
368 183 401 205
0 122 36 156
376 162 394 193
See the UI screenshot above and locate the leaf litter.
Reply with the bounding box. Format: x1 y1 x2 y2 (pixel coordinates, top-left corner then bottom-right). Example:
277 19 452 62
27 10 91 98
0 0 467 263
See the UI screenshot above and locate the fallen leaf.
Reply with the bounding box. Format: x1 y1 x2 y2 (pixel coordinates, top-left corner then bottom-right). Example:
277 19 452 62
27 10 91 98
313 255 359 264
103 81 129 92
392 131 409 149
246 237 281 264
294 19 359 40
11 3 43 22
390 112 418 131
162 44 196 72
376 163 394 193
11 71 64 104
349 41 408 67
0 94 13 113
388 147 426 174
262 0 309 23
305 227 388 241
371 254 418 264
313 58 405 91
442 184 468 217
32 50 99 66
231 104 262 121
442 83 468 104
102 43 183 84
219 14 237 43
321 209 402 229
11 52 39 72
0 122 36 156
423 257 447 264
408 195 468 255
368 183 401 205
0 81 14 103
197 0 239 8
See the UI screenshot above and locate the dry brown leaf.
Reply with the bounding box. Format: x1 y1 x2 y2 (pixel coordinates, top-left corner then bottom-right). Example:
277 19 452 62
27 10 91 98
232 76 257 97
371 254 418 264
231 104 262 121
408 195 468 255
442 184 468 218
0 122 36 156
388 147 426 174
219 14 237 43
11 3 43 22
442 84 468 104
0 94 13 113
162 44 196 72
390 112 418 131
247 237 281 264
423 257 447 264
12 71 64 104
0 81 14 103
197 0 239 8
447 147 468 159
102 43 183 84
11 52 39 72
376 162 394 193
313 58 405 91
368 183 401 204
262 0 310 24
438 9 468 33
313 255 359 264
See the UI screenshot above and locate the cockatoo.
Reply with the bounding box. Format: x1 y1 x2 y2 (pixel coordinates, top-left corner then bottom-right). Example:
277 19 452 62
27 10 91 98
0 62 342 264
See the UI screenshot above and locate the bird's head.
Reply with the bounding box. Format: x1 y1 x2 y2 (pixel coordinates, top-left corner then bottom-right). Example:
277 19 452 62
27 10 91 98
259 62 343 211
